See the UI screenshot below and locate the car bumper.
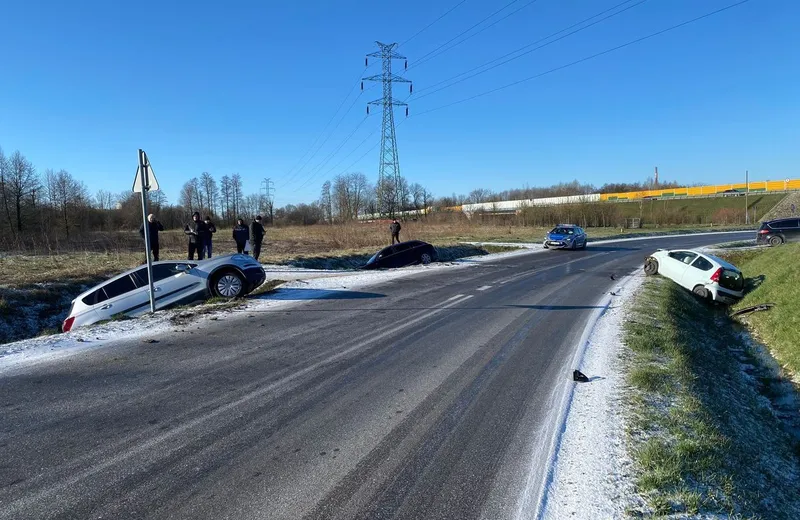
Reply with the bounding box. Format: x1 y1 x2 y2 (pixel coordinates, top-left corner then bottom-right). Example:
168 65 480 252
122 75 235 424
243 266 266 291
755 234 768 245
707 285 743 305
544 240 573 249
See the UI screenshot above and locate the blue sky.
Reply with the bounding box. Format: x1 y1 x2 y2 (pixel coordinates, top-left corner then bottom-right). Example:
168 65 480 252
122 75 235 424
0 0 797 206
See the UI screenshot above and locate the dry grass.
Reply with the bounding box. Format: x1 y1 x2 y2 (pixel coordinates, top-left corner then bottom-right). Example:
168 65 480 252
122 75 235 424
0 221 751 287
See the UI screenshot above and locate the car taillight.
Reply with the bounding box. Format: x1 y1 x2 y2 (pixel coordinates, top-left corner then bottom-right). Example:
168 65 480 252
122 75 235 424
758 229 770 234
710 268 722 283
62 316 75 332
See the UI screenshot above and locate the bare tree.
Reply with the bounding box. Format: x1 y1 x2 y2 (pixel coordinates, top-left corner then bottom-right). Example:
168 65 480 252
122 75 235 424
45 169 89 238
0 147 15 237
200 172 218 217
467 188 493 204
230 174 244 218
320 181 332 224
219 175 231 221
95 189 114 210
7 151 39 232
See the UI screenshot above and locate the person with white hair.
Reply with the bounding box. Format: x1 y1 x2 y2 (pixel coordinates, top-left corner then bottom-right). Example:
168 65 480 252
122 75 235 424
139 213 164 261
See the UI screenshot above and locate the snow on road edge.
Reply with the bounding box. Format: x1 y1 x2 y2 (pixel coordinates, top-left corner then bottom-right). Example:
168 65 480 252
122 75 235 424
539 272 645 519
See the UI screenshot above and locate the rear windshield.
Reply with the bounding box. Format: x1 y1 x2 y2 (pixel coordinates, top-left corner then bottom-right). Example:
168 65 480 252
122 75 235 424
719 269 744 292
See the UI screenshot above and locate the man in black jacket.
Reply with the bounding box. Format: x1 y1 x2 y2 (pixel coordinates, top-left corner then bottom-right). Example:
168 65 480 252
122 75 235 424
184 211 209 260
390 218 401 244
250 215 265 261
139 213 164 261
233 218 249 254
202 216 217 258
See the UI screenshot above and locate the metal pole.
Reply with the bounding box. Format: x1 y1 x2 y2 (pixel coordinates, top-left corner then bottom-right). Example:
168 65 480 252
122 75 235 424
139 149 156 313
745 170 749 225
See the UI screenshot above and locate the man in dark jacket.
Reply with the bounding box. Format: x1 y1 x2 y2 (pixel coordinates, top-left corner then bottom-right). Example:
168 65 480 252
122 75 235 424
250 215 265 261
390 218 401 244
233 218 249 254
139 213 164 261
184 211 209 260
202 216 217 258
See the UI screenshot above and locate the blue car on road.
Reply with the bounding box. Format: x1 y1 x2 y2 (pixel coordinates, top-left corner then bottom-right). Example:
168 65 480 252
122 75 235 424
543 224 588 250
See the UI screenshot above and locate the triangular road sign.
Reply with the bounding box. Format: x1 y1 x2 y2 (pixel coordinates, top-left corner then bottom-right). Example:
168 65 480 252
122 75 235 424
132 155 160 192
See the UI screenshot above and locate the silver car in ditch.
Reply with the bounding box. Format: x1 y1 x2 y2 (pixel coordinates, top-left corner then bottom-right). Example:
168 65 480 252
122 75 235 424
62 254 266 332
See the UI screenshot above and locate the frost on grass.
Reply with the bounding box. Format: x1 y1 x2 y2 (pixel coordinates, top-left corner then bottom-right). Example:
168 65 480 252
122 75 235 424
623 277 800 518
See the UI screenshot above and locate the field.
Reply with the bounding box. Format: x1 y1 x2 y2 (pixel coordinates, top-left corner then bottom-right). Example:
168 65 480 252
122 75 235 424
611 193 784 224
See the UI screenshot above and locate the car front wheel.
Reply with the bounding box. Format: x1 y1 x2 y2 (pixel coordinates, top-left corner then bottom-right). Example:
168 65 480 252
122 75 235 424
643 259 658 275
212 270 245 298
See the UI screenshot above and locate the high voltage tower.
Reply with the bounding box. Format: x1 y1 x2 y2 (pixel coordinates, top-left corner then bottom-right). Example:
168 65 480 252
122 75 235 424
362 41 412 216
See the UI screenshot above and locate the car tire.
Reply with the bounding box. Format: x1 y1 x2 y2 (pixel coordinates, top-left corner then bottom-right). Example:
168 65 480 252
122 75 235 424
769 235 783 247
581 241 587 250
211 270 245 298
420 252 433 265
543 244 549 249
692 285 710 300
643 259 658 275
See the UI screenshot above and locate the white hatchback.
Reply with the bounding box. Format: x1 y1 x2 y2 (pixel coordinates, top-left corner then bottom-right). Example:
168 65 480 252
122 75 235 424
643 249 744 304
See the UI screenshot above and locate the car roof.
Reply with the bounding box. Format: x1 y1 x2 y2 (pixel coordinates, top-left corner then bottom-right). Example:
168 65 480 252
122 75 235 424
766 217 797 224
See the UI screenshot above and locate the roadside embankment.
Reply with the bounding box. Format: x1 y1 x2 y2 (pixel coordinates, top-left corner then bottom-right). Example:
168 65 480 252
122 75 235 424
622 276 800 517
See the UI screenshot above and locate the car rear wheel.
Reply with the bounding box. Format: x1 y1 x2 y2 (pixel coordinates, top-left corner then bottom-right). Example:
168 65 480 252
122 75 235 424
692 285 709 300
643 259 658 275
212 270 245 298
420 252 433 265
769 235 783 246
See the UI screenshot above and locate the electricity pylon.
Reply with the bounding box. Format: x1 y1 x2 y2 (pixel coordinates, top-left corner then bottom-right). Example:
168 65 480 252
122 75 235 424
363 41 412 217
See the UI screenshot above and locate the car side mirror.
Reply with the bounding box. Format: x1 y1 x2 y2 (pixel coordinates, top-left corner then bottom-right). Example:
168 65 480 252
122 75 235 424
175 264 190 272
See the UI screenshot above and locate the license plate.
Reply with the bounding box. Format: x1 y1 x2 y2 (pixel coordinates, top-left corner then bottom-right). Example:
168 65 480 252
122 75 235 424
548 241 561 246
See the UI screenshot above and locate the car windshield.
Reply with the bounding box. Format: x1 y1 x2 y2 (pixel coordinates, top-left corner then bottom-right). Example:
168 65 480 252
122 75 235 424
367 252 379 264
551 227 575 235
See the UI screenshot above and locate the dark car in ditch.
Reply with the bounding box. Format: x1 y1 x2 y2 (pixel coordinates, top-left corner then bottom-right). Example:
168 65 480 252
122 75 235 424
362 241 438 270
756 217 800 246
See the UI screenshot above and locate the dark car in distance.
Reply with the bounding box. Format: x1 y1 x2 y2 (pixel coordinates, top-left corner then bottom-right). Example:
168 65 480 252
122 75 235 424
756 218 800 246
543 224 587 250
362 241 438 269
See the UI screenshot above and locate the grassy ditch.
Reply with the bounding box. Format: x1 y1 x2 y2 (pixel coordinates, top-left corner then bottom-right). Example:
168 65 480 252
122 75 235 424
722 243 800 380
623 277 800 518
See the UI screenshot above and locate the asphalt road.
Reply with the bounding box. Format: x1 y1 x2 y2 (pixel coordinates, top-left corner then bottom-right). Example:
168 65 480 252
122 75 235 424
0 232 752 520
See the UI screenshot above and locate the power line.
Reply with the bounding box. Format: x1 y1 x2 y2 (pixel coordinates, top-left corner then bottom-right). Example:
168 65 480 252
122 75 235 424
409 0 543 71
399 0 471 47
410 0 524 68
278 71 366 189
412 0 753 118
277 81 376 190
414 0 645 97
292 117 371 192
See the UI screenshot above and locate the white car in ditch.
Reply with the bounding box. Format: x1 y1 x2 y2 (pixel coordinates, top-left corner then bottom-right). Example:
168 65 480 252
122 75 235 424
643 249 744 304
61 254 266 332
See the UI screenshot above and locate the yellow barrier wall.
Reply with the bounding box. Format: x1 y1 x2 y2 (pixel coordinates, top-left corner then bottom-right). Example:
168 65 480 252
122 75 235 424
599 179 800 201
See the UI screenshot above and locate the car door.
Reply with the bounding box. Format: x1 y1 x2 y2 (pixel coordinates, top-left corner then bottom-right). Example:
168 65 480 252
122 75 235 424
131 264 204 309
783 219 800 242
387 242 414 267
662 251 697 287
94 273 151 319
682 255 715 288
374 246 396 268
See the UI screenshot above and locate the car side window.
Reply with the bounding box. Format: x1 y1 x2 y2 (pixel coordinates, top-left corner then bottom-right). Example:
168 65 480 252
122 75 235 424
378 246 395 259
668 251 697 265
97 275 138 303
691 256 714 271
81 289 103 306
785 219 800 228
393 243 412 253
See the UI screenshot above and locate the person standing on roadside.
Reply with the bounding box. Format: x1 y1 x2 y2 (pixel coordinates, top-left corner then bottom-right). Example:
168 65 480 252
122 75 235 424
250 215 265 261
139 213 164 261
390 218 402 244
184 211 209 260
233 217 250 254
202 215 217 258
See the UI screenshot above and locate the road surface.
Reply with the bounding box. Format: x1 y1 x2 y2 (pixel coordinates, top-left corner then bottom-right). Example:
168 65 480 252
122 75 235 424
0 232 752 520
